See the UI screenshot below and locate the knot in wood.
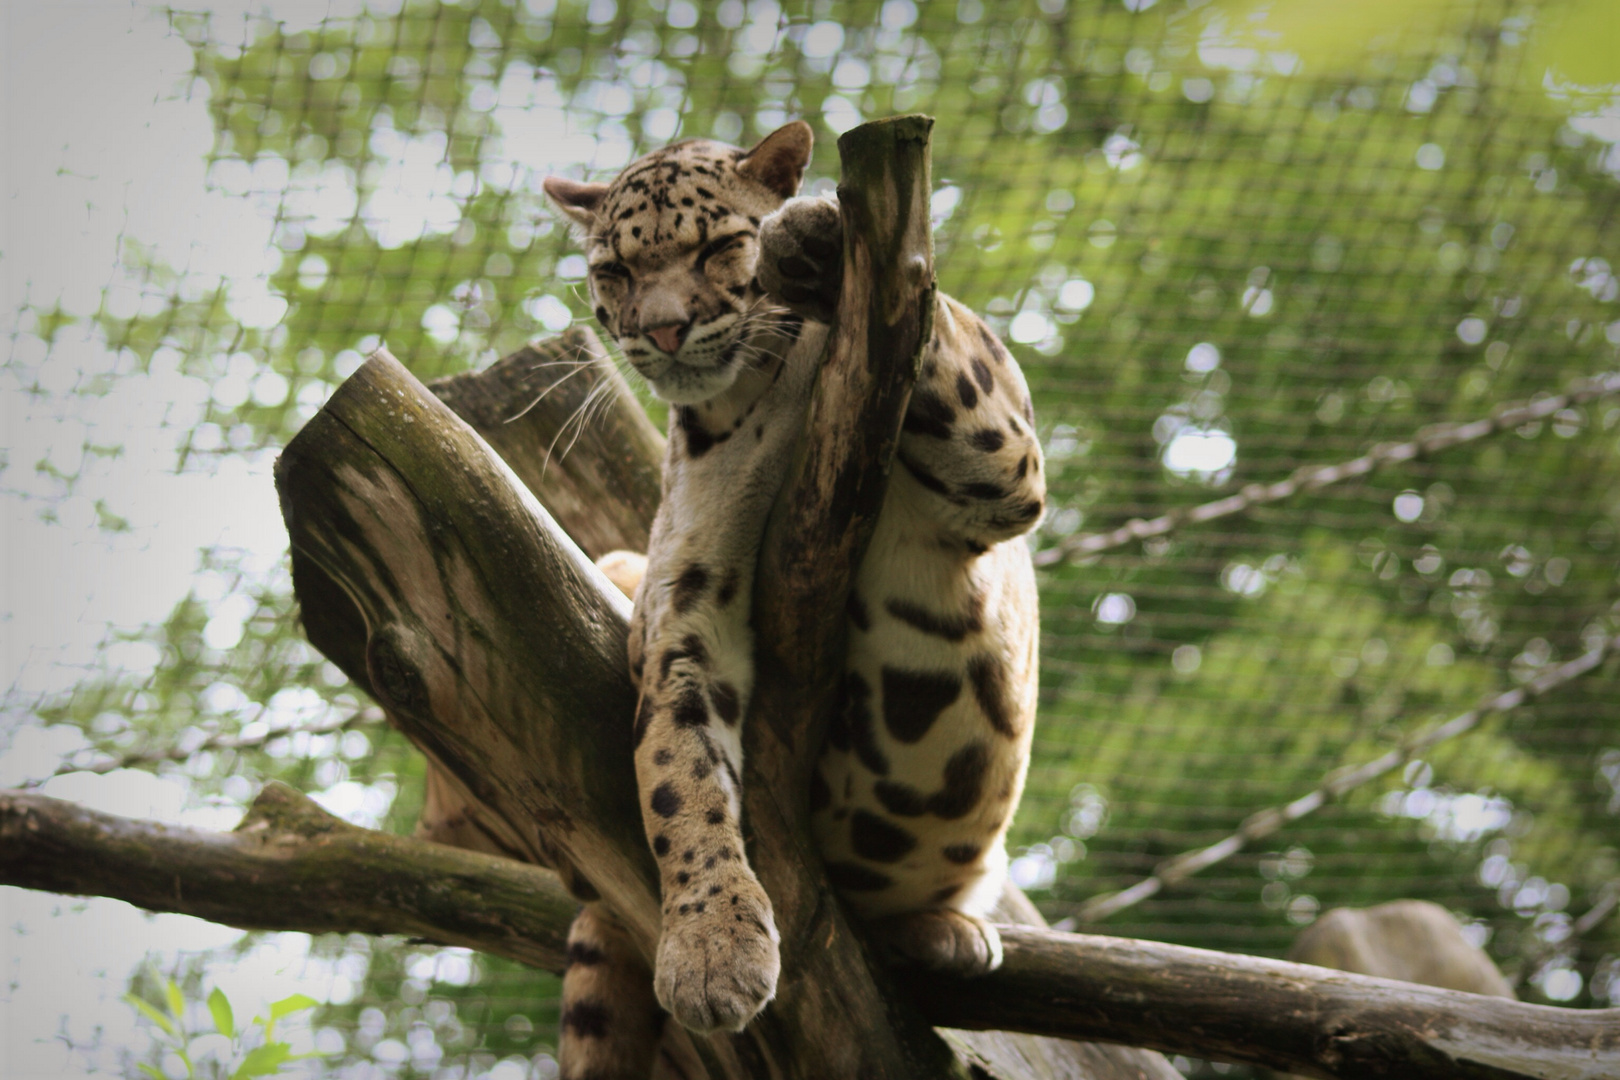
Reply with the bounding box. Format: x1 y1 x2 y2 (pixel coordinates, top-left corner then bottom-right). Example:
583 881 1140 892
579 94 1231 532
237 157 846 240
366 629 430 718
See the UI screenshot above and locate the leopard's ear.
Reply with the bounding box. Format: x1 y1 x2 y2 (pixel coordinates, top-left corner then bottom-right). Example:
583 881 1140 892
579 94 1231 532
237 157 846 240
543 176 610 227
737 120 813 199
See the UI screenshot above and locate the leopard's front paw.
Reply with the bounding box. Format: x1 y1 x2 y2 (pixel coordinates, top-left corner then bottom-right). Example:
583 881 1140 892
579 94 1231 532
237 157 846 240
873 909 1004 977
757 195 843 324
654 876 781 1033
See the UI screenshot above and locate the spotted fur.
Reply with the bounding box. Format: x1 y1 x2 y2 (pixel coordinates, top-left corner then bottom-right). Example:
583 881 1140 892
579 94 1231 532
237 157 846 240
544 121 1045 1075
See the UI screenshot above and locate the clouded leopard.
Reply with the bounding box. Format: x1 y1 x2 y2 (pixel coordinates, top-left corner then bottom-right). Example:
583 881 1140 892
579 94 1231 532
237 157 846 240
543 120 1045 1077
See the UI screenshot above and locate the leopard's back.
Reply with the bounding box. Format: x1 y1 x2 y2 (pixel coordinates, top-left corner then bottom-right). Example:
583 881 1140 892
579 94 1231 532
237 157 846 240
810 294 1044 921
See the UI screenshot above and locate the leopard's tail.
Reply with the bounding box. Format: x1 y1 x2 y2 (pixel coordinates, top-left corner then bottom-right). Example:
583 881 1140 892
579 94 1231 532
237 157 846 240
560 904 664 1079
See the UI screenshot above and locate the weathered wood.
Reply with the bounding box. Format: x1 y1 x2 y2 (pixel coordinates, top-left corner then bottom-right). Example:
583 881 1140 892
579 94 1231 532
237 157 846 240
8 784 1609 1080
726 112 966 1080
276 348 656 910
0 783 577 970
904 926 1619 1080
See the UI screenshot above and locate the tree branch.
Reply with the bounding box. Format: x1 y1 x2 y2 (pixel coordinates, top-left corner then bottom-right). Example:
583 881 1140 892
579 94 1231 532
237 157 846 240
904 926 1619 1080
0 783 576 970
6 786 1611 1080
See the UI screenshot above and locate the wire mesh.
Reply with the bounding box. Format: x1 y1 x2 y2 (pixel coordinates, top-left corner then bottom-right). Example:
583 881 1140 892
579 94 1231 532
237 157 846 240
3 1 1618 1077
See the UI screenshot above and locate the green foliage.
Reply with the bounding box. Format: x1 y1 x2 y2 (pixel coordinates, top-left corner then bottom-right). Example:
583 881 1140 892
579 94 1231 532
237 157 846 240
9 1 1620 1072
124 975 322 1079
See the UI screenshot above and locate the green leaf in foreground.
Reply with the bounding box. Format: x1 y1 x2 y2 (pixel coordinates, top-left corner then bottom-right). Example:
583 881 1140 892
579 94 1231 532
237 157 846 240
207 986 235 1039
123 993 177 1037
232 1041 291 1080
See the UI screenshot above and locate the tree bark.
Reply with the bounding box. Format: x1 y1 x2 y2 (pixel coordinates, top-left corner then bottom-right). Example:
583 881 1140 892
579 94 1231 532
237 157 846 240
5 785 1612 1080
905 926 1618 1080
0 783 577 970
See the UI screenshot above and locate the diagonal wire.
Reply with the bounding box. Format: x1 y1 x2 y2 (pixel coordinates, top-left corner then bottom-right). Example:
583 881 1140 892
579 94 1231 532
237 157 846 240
1034 371 1620 567
33 706 384 785
1062 632 1620 926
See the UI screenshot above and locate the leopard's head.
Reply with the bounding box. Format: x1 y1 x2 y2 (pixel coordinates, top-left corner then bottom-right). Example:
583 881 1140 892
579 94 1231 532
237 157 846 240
544 121 813 404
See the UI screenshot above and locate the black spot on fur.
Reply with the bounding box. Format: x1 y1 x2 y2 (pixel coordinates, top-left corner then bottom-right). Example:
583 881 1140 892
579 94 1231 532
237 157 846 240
809 768 832 812
673 687 708 728
969 428 1005 453
931 741 991 820
881 667 962 743
594 305 609 325
710 681 741 725
676 871 690 884
653 747 673 767
561 1001 611 1038
874 780 929 816
717 568 739 607
566 941 607 968
660 635 707 683
678 407 716 457
691 756 713 780
1013 498 1043 521
653 833 670 856
824 861 894 892
977 322 1003 362
967 654 1018 737
884 597 982 642
955 372 979 410
850 809 918 863
672 563 709 614
932 883 966 903
1015 455 1029 479
847 590 871 632
971 356 995 394
706 807 725 825
898 452 953 499
962 481 1009 500
943 843 982 865
651 782 683 818
842 670 888 775
903 387 955 440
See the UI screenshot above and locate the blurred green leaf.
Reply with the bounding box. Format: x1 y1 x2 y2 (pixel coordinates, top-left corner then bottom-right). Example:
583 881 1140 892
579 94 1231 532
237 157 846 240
207 986 235 1039
124 993 177 1038
232 1042 292 1080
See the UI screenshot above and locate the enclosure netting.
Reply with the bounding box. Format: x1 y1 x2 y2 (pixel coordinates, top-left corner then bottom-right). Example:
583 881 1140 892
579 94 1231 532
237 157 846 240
7 0 1620 1077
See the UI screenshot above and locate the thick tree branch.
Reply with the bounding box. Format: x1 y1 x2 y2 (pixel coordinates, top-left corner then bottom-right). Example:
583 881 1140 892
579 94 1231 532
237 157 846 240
5 786 1611 1080
0 783 576 970
905 926 1619 1080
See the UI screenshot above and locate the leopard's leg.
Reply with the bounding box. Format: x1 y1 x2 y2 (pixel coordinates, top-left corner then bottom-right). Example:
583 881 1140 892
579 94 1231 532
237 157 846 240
757 195 842 325
868 907 1005 975
560 903 663 1080
626 548 781 1033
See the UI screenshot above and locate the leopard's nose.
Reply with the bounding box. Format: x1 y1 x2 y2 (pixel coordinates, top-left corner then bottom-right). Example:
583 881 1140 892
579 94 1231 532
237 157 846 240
647 322 689 356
